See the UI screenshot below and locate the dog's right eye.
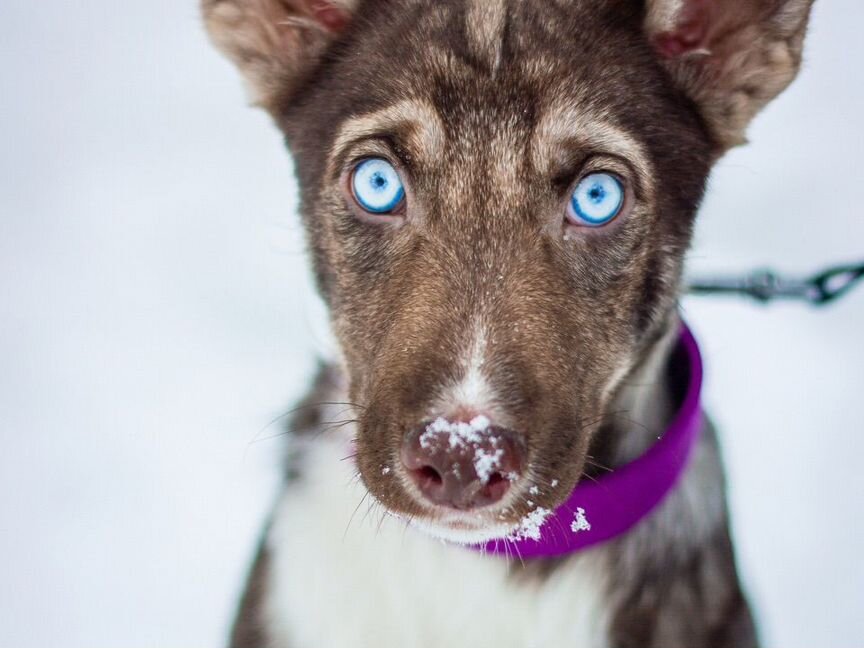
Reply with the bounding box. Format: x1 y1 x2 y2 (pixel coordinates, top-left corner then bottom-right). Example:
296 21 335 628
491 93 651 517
566 172 626 228
350 158 405 214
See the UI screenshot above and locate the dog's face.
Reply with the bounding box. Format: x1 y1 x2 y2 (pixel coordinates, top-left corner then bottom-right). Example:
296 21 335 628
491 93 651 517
205 0 812 542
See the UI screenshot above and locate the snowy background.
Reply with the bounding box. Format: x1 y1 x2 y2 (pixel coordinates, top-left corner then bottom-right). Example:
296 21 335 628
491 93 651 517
1 1 862 646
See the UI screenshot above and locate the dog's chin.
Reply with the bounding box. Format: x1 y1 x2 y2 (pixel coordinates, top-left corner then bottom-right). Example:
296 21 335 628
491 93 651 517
406 515 518 545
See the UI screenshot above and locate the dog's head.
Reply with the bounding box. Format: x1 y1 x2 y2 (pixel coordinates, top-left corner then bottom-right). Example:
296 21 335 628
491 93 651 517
204 0 812 542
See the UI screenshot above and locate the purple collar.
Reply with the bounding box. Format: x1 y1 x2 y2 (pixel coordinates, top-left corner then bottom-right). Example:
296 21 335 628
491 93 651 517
474 323 704 559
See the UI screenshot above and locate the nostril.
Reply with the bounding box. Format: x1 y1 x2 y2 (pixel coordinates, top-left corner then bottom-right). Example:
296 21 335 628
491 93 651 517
486 472 506 488
478 471 511 505
417 465 443 488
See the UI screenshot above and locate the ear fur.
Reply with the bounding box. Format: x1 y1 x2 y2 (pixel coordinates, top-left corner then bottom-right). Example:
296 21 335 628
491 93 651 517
201 0 356 111
645 0 815 152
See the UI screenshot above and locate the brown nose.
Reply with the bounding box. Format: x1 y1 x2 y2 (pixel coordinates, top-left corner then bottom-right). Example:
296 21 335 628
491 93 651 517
401 417 524 510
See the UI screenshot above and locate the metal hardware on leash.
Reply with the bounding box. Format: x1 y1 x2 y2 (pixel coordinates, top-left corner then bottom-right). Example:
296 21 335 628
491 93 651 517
687 261 864 305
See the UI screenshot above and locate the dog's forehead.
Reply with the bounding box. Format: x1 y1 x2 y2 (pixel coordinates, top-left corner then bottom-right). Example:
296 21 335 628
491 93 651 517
399 0 639 104
405 0 632 68
325 1 655 192
462 0 508 72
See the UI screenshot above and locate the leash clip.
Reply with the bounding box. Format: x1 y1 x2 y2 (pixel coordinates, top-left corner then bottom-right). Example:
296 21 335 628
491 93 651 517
688 261 864 306
808 264 864 304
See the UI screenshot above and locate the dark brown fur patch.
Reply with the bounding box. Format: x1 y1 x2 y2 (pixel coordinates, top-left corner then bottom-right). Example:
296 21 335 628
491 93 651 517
273 1 716 530
607 517 757 648
202 1 814 645
229 542 271 648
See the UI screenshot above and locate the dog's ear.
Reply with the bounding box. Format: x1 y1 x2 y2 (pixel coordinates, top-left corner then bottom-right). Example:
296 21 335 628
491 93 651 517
201 0 357 111
645 0 814 152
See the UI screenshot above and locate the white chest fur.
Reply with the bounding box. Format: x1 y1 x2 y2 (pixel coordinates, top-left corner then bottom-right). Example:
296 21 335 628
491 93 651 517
265 437 611 648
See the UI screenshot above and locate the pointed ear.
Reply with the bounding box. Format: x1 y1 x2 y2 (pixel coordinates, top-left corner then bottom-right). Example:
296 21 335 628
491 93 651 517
645 0 814 152
202 0 356 112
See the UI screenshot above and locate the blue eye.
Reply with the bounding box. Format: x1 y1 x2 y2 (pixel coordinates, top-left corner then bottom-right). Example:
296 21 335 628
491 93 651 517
567 173 625 227
351 158 405 214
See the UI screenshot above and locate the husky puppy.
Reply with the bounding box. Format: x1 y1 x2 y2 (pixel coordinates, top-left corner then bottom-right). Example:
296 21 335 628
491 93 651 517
202 1 814 646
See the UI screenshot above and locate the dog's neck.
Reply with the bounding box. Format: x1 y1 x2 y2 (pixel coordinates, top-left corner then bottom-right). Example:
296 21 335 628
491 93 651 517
591 318 681 475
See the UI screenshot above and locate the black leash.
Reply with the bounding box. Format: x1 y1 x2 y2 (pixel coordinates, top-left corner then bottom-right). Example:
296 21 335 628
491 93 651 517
687 260 864 305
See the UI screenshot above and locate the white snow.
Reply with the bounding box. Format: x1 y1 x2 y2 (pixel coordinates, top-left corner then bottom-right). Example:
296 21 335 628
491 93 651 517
419 415 492 450
419 416 506 483
508 507 552 542
473 446 504 483
571 507 591 534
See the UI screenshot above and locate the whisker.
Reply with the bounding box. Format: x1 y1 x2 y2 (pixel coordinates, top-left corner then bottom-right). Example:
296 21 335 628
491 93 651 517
343 490 370 541
254 400 365 438
508 537 526 568
247 417 359 450
583 456 613 474
312 417 359 440
375 507 387 537
579 471 601 485
360 495 379 528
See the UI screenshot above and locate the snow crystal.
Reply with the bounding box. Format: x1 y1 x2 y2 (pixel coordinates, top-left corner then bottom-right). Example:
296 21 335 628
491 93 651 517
529 485 540 496
471 415 491 431
551 479 559 488
381 466 391 475
570 507 591 534
473 446 504 483
419 415 492 450
508 507 552 542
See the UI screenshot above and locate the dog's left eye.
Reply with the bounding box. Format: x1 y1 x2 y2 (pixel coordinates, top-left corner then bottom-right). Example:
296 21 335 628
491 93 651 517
566 173 625 227
350 158 405 214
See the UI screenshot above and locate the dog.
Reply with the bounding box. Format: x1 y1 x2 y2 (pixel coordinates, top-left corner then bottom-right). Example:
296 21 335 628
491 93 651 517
202 1 814 646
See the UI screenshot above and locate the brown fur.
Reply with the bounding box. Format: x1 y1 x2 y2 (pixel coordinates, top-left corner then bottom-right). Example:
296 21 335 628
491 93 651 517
229 542 271 648
280 0 712 530
202 1 814 645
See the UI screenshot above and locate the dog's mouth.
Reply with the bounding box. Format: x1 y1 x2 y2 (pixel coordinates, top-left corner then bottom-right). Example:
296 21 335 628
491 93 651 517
366 454 570 546
406 513 522 545
364 467 543 544
394 499 559 546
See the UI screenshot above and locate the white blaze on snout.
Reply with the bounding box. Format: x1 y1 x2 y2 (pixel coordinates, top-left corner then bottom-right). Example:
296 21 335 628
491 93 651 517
434 323 498 420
